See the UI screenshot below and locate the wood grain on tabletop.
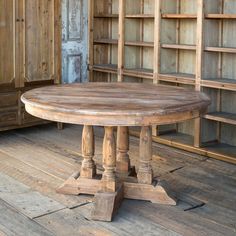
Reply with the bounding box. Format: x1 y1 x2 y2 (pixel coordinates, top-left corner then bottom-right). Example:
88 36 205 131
21 83 210 126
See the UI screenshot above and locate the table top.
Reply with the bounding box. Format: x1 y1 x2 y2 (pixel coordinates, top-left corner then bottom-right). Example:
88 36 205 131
21 82 210 126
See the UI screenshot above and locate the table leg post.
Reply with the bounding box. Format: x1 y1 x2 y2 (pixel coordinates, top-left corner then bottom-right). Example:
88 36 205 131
80 125 96 179
92 126 124 221
101 126 117 191
137 126 153 185
116 126 131 175
123 125 176 205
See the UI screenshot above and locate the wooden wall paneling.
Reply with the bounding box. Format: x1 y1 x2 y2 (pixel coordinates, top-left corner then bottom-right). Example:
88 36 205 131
157 0 177 135
160 1 177 75
123 0 154 82
175 1 196 139
221 90 236 146
124 0 141 74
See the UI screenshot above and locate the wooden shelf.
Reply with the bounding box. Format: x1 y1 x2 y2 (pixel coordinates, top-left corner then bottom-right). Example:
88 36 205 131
204 112 236 125
92 64 117 74
162 14 197 19
94 14 118 18
205 14 236 19
94 39 118 45
89 0 236 164
125 41 154 47
154 132 236 163
201 78 236 91
162 44 197 50
158 73 195 85
203 142 236 161
94 39 154 47
125 14 154 19
123 68 153 79
205 46 236 53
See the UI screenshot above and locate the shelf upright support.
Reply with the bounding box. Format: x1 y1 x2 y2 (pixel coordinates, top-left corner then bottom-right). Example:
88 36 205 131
152 0 162 136
153 0 161 85
140 0 144 76
107 0 112 82
216 0 224 142
194 0 204 147
88 0 94 82
118 0 125 82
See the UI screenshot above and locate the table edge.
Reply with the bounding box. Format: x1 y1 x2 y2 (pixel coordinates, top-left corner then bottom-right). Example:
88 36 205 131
24 102 208 126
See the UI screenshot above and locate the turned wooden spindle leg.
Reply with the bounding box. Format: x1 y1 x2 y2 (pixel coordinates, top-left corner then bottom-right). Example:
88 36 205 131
102 126 117 191
116 126 130 174
92 126 124 221
137 126 153 185
80 125 96 179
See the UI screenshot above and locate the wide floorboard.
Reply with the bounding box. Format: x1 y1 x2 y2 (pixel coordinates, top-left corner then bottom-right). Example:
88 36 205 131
0 124 235 236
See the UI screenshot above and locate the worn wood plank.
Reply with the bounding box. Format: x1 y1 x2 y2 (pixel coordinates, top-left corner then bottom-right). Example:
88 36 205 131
0 137 92 208
0 200 54 236
0 124 236 234
119 200 236 236
0 191 65 219
0 132 79 180
163 170 236 212
36 208 119 236
0 173 65 219
74 203 180 236
191 202 236 230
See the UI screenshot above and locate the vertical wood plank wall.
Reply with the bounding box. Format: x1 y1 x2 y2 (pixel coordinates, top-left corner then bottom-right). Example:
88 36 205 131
88 0 236 164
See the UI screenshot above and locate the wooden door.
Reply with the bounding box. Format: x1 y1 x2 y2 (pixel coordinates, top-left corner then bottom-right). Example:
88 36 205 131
17 0 61 125
17 0 61 87
0 0 15 87
61 0 88 83
0 0 19 128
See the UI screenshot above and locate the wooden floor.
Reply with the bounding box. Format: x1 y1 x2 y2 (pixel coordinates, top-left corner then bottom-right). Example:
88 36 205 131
0 124 235 236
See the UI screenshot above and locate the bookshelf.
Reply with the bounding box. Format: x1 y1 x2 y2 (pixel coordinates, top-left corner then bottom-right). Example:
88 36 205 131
88 0 236 164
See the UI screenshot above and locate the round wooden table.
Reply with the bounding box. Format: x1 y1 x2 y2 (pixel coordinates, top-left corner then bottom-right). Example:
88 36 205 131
21 82 210 221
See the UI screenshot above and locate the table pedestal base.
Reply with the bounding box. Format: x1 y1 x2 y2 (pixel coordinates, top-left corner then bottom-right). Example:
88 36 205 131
57 171 176 221
56 172 101 195
57 126 176 221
